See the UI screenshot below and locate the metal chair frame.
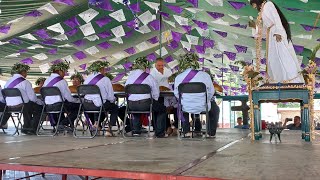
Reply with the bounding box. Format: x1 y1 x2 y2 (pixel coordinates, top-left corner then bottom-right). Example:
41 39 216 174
122 84 153 138
0 88 25 135
36 87 72 136
74 85 112 138
177 82 209 139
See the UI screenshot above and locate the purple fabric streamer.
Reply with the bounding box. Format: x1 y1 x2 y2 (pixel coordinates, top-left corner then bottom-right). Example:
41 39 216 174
228 1 247 10
147 36 159 44
187 0 198 7
124 29 134 38
284 7 304 12
203 38 214 49
25 10 42 17
159 12 170 19
293 44 304 54
182 25 192 34
199 58 204 63
46 76 63 87
128 2 140 13
213 30 227 37
98 42 112 49
124 47 136 55
9 38 22 45
20 58 33 65
79 64 87 70
51 59 62 65
260 58 266 65
149 19 160 31
18 49 27 53
42 39 56 45
165 5 183 14
167 40 179 50
112 72 126 83
96 0 113 11
230 23 247 29
95 16 112 27
65 29 78 36
34 29 50 39
171 31 183 42
193 20 208 30
207 11 224 19
146 53 156 61
165 56 173 63
64 16 80 29
126 19 137 29
301 24 319 32
0 24 11 34
73 51 87 60
73 39 85 47
229 65 239 72
123 62 133 70
195 45 205 54
213 54 223 58
53 0 75 6
234 45 247 53
48 48 57 54
220 68 228 73
98 31 112 38
224 51 236 61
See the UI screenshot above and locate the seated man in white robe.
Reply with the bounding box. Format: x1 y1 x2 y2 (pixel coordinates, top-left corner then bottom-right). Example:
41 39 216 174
125 57 167 138
150 58 178 136
43 62 80 129
4 63 43 135
174 53 219 137
84 61 118 137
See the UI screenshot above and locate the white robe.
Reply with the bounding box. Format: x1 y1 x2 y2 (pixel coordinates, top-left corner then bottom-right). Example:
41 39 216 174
253 1 304 83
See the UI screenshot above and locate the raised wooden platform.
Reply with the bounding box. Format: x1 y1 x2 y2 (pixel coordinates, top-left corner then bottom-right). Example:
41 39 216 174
0 129 320 180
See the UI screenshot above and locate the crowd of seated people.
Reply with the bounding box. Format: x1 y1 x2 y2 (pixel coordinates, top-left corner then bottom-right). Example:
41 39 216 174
0 53 220 138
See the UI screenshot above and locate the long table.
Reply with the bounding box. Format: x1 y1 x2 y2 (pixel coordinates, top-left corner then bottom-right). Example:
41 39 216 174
114 91 174 98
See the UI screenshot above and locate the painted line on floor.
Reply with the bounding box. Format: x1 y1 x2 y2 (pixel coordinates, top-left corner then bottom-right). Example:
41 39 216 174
0 139 131 162
171 135 248 175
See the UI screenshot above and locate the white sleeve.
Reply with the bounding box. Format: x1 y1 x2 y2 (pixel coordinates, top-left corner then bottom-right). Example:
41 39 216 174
205 74 215 100
149 76 160 100
174 77 180 99
25 81 43 105
104 77 115 103
60 80 79 103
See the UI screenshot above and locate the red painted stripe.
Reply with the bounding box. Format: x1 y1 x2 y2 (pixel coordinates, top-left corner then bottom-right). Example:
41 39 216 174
0 164 226 180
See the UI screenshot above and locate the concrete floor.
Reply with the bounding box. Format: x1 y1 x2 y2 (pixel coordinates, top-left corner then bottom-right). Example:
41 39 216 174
0 129 319 180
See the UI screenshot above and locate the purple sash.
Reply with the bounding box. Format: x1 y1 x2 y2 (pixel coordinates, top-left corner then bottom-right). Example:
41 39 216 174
182 70 198 83
46 76 63 87
179 70 199 122
88 74 104 85
133 72 149 84
7 77 25 88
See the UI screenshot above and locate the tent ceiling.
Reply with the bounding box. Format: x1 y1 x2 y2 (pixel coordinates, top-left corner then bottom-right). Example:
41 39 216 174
0 0 319 94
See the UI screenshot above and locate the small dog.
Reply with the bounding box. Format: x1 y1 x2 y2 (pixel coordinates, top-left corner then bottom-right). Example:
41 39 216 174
268 122 284 142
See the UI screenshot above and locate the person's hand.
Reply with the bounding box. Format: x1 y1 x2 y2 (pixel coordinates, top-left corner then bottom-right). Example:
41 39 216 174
248 20 256 28
274 34 282 42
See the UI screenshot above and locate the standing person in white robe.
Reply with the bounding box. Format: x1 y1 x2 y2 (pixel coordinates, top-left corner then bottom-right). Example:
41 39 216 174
249 0 304 83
